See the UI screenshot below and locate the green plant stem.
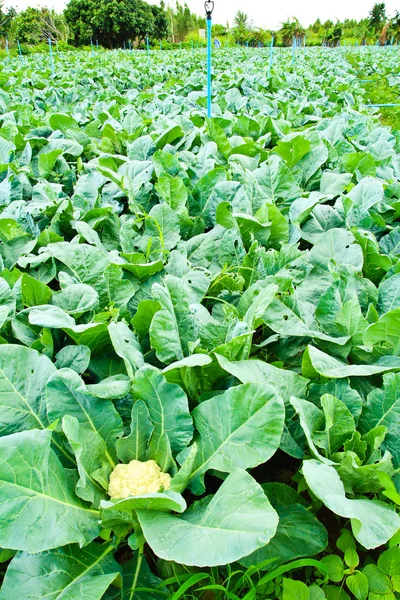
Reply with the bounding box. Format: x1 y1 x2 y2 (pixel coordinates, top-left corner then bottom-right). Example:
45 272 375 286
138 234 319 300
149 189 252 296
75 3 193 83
130 543 144 600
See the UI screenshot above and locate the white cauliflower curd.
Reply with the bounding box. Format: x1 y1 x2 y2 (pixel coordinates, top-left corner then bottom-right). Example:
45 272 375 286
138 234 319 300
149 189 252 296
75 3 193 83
108 459 171 498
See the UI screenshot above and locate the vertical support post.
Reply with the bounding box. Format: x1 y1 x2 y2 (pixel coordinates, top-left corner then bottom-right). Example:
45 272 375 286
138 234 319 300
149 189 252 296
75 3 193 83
146 36 150 59
48 38 55 76
206 11 212 118
5 38 9 59
128 41 132 51
91 39 94 56
96 39 99 49
17 40 23 62
123 40 126 50
268 35 274 79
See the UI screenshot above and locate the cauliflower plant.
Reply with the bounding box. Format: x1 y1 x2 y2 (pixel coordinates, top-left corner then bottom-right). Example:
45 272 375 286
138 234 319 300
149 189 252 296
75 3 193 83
108 459 171 498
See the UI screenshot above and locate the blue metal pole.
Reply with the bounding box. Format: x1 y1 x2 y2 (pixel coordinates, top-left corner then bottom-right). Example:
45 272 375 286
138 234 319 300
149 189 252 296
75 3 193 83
206 15 212 118
146 36 150 59
48 38 55 76
96 39 99 49
268 35 274 79
17 40 23 62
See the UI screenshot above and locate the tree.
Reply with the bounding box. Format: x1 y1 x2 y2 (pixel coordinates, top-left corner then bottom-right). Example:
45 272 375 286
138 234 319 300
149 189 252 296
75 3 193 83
369 3 386 27
151 2 168 40
280 17 305 46
234 11 251 30
65 0 167 47
13 8 67 44
0 2 16 39
325 24 342 47
311 18 322 33
233 11 252 43
355 19 371 45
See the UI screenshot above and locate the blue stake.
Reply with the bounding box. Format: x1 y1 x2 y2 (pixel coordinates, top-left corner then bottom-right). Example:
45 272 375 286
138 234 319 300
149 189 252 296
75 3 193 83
146 36 150 60
96 40 99 49
5 38 9 59
123 41 126 50
91 39 94 56
268 35 274 79
128 41 132 51
205 1 213 118
48 38 55 75
17 40 23 62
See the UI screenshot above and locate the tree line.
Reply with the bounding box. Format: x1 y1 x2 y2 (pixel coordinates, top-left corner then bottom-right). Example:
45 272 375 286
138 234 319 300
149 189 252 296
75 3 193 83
0 0 398 50
230 3 400 47
0 0 205 49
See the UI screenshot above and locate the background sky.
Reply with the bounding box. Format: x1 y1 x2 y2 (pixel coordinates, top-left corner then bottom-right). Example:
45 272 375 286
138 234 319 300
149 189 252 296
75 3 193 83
3 0 400 29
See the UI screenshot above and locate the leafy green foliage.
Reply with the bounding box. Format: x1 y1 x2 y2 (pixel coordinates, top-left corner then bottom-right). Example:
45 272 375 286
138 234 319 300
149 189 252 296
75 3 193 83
0 44 399 600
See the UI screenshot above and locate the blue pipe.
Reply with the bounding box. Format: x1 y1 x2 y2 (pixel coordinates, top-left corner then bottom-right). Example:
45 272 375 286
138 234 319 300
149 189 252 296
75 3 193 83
207 15 212 118
146 36 150 60
17 40 23 62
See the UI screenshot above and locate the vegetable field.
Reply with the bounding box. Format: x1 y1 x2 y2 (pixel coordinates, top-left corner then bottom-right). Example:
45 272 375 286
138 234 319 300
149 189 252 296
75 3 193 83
1 45 400 599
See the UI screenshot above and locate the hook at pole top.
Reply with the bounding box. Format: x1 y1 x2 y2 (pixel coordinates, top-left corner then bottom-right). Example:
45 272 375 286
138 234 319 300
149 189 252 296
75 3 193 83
205 1 214 20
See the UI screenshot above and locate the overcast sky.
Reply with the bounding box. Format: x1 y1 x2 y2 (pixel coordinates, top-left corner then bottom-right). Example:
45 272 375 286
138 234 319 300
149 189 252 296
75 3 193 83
3 0 399 29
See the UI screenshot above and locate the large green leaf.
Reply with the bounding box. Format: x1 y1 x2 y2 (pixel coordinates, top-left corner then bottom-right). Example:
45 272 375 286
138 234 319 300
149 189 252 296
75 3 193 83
186 382 285 493
302 459 400 549
215 353 308 403
359 372 400 467
137 470 279 567
0 542 120 600
108 321 144 379
304 345 400 378
116 400 154 463
0 430 100 552
149 275 197 364
46 368 123 464
101 490 186 514
132 366 193 456
62 415 111 508
0 345 55 436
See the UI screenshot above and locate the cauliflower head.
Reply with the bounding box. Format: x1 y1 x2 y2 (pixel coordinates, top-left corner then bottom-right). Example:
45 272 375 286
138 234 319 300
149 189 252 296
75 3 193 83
108 459 171 498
